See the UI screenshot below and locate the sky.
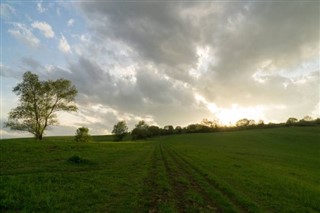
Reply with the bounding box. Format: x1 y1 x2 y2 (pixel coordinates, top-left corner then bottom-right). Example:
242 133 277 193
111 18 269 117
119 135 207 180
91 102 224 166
1 0 319 138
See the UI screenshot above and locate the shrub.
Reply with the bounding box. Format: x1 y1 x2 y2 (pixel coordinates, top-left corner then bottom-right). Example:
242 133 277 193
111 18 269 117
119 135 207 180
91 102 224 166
68 155 88 164
74 127 91 142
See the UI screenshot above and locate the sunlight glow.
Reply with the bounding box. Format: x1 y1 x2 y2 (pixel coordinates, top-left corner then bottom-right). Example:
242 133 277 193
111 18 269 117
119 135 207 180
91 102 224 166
195 93 265 126
213 104 265 126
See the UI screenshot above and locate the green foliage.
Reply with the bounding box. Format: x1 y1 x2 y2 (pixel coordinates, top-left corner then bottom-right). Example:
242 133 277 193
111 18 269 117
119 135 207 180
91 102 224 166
148 125 161 136
163 125 174 135
236 118 250 127
68 155 89 164
201 118 219 128
175 126 182 133
112 121 128 141
185 123 211 133
135 120 148 129
286 117 298 125
301 115 313 122
5 71 77 140
74 127 91 142
131 127 149 140
131 120 150 140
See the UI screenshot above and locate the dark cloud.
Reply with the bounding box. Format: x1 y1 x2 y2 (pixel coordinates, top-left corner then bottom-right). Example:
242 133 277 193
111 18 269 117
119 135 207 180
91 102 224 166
78 2 202 81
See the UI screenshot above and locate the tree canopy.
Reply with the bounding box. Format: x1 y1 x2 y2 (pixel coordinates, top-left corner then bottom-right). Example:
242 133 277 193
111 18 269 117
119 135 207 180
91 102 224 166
131 120 150 140
5 71 77 140
112 121 128 141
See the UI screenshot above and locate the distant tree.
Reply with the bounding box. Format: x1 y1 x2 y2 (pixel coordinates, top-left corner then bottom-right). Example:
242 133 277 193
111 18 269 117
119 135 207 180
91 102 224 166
286 117 298 126
164 125 174 135
296 116 316 126
75 127 91 142
112 121 128 141
131 120 149 140
301 115 313 122
5 71 77 140
148 125 160 136
186 124 197 133
236 118 250 127
248 120 256 126
136 120 148 129
175 126 182 134
185 123 210 133
201 118 218 128
258 120 264 126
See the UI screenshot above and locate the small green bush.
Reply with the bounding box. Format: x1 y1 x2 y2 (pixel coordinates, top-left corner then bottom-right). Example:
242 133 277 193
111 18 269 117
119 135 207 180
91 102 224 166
74 127 91 142
68 155 88 164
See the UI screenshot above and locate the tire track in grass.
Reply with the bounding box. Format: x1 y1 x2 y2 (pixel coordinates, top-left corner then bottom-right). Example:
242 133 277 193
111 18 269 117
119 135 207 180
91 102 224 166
163 145 235 213
164 144 238 213
101 142 157 213
137 143 175 213
160 143 222 213
144 145 160 212
159 143 187 213
167 146 262 213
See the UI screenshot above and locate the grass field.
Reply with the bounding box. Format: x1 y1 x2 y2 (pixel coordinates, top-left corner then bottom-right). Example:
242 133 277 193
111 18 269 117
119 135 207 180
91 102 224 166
1 127 319 212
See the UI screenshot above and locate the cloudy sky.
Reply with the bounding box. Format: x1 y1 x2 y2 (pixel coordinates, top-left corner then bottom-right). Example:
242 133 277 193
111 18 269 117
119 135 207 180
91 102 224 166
1 1 319 138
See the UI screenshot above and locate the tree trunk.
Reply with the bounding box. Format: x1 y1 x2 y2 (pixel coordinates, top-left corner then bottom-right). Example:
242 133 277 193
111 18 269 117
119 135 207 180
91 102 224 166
36 133 43 140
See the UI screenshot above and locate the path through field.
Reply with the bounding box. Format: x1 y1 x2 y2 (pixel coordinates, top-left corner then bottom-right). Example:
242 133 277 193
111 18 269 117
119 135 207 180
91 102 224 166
139 142 261 213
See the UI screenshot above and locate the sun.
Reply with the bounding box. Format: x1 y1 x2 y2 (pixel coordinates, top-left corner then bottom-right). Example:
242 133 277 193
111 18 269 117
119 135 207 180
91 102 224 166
212 104 265 126
195 93 265 126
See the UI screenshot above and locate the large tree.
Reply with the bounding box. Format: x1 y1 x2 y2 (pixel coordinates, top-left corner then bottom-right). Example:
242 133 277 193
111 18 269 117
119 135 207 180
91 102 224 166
5 71 78 140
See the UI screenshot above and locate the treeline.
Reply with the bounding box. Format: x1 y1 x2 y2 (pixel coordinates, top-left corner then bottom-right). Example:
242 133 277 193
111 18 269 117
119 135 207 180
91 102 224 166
111 116 320 141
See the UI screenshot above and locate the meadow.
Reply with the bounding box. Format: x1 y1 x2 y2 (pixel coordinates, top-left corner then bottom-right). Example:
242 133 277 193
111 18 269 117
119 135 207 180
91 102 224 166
1 127 319 212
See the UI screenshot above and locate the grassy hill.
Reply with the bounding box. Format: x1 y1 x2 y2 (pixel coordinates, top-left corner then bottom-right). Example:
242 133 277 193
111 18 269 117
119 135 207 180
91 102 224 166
1 127 319 212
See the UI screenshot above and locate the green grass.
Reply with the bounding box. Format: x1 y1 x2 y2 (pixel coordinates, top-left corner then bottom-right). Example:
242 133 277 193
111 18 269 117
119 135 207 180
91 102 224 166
1 127 319 212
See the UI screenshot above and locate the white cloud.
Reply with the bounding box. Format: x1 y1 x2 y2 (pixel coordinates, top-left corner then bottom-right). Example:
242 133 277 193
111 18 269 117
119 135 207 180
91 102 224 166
67 19 75 27
189 46 216 79
37 1 47 13
311 101 320 118
58 35 71 53
0 3 15 19
8 23 40 47
31 21 55 38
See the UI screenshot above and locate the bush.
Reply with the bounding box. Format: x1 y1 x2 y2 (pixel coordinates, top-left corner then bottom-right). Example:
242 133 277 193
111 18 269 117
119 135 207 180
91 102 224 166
68 155 88 164
74 127 91 142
